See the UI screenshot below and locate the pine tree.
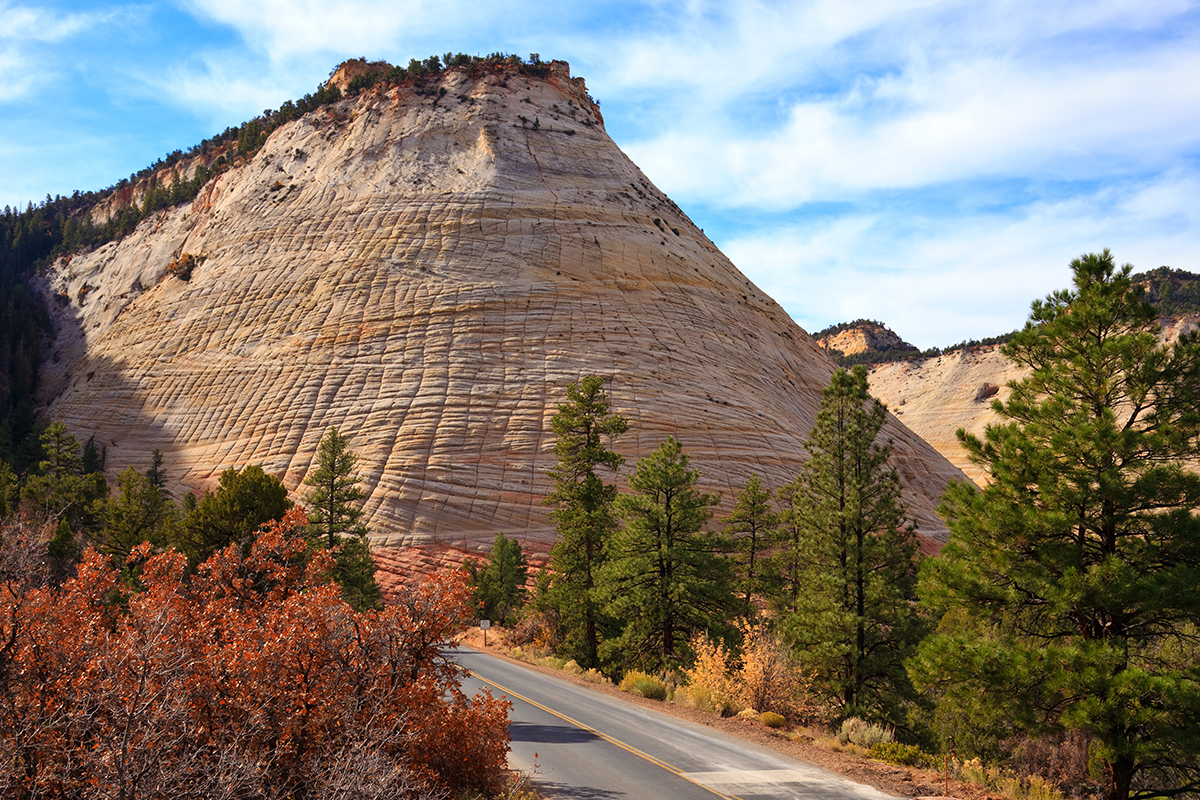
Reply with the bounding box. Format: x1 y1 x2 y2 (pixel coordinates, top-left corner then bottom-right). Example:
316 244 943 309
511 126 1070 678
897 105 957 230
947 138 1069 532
599 436 733 673
20 422 107 529
913 251 1200 800
779 365 920 723
301 427 381 610
722 473 777 617
98 465 177 569
542 375 628 668
465 533 528 625
303 427 367 548
0 461 15 518
177 465 292 566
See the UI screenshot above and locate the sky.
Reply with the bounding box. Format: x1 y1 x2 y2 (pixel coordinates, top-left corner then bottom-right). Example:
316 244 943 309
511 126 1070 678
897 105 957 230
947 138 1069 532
3 0 1199 349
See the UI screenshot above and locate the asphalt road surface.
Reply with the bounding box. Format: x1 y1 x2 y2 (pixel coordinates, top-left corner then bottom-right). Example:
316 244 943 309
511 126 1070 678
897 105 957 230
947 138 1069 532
455 647 898 800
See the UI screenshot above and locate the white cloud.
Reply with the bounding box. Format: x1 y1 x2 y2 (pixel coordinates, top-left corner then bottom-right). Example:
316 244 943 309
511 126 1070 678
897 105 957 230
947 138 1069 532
623 29 1200 209
178 0 518 65
0 3 117 42
722 170 1200 348
0 3 142 102
0 46 34 102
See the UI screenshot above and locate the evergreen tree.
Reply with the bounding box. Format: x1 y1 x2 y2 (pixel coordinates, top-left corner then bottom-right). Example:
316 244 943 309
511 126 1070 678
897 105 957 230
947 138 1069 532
913 251 1200 800
177 464 292 566
765 484 806 615
465 533 528 625
301 427 381 610
331 534 384 611
146 448 167 491
96 465 177 570
599 436 733 673
722 473 777 617
0 461 15 518
20 422 107 530
779 365 921 723
46 516 78 584
542 375 628 668
303 427 367 548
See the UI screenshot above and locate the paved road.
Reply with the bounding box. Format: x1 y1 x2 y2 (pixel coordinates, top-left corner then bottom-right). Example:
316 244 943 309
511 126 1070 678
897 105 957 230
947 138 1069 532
455 647 898 800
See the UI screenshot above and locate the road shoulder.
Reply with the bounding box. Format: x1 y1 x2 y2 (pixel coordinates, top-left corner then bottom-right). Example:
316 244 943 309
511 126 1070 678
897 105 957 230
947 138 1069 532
455 635 1004 800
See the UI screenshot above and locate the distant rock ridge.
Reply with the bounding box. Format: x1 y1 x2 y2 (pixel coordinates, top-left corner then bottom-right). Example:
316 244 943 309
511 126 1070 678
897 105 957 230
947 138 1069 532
38 59 966 584
813 319 918 358
859 284 1200 485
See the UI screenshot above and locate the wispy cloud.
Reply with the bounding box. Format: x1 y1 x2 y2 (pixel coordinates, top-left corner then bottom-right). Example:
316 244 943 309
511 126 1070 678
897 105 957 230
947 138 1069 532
4 0 1200 346
0 2 143 101
0 2 117 41
724 170 1200 348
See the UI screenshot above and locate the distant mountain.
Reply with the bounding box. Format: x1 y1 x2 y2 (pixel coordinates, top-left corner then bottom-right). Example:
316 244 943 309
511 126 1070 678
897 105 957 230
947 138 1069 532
853 266 1200 484
1131 266 1200 317
812 319 918 361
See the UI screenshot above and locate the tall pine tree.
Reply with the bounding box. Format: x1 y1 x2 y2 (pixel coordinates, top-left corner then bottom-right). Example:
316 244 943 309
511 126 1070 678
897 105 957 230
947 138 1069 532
599 436 734 673
913 252 1200 800
303 427 367 547
302 428 381 610
722 473 778 617
541 376 628 668
778 365 920 723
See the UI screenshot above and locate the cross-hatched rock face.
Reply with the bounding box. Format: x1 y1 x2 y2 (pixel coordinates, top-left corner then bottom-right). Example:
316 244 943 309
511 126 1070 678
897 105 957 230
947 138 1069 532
39 62 966 578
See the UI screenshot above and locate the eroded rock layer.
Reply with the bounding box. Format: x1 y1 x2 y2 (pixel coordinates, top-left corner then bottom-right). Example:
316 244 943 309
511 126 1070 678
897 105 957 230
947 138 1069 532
40 62 965 571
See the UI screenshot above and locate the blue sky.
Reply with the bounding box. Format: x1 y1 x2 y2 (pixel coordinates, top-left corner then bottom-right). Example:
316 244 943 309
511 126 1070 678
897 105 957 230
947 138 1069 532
3 1 1199 348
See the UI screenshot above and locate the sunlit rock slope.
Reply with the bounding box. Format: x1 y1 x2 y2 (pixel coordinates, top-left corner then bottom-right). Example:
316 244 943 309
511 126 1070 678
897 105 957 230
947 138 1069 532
40 61 966 578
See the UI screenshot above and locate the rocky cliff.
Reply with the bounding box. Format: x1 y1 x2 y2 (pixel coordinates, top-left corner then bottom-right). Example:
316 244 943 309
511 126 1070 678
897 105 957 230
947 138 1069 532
38 60 966 579
814 320 918 358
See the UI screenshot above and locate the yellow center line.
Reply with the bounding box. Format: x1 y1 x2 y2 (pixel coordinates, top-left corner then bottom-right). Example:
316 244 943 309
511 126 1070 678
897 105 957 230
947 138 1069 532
470 671 745 800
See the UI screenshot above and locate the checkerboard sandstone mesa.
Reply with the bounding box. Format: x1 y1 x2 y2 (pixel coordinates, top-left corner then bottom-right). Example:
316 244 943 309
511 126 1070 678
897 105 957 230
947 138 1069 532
37 58 965 588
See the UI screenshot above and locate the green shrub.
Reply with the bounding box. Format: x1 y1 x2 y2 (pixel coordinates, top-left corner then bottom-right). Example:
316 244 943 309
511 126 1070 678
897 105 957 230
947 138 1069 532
619 670 666 700
838 717 894 749
759 711 787 729
677 683 736 716
869 741 930 767
563 659 583 675
535 655 567 670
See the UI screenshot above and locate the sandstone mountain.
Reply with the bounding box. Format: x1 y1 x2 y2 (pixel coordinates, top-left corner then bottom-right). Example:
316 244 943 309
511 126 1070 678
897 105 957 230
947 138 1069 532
38 60 966 582
867 345 1019 486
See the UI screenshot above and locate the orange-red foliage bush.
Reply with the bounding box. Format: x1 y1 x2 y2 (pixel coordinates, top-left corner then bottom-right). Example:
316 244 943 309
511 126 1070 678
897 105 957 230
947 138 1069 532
0 509 509 799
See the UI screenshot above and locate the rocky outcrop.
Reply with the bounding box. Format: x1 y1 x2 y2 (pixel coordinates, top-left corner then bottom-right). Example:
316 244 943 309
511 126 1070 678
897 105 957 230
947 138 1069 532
39 61 966 578
815 320 917 358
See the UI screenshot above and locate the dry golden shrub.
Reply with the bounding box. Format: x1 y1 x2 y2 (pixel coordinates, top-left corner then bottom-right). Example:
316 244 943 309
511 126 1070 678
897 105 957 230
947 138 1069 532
734 620 818 720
